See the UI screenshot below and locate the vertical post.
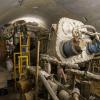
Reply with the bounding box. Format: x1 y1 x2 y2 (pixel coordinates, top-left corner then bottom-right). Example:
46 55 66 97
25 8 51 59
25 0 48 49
35 41 40 100
20 57 23 75
14 53 16 90
20 33 22 76
26 56 29 69
18 57 21 78
28 33 30 65
20 32 22 56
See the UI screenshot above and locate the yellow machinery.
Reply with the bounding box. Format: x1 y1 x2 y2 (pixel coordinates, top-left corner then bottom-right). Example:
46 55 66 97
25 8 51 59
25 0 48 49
13 32 30 89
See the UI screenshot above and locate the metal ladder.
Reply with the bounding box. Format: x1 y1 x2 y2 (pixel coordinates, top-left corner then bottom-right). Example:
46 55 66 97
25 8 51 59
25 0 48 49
13 32 30 89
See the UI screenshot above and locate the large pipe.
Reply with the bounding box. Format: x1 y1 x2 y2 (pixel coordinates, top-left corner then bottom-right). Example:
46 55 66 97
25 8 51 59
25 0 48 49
39 72 59 100
58 90 70 100
77 25 96 33
62 40 82 57
48 80 58 92
28 67 59 100
87 40 100 54
65 69 100 81
41 54 79 69
72 88 80 100
73 25 96 36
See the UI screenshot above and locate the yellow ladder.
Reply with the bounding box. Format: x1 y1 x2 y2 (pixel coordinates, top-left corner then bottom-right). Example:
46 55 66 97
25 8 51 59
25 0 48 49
13 32 30 89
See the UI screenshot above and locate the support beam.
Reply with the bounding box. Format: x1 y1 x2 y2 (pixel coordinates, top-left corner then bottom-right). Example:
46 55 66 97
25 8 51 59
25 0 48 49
35 41 40 100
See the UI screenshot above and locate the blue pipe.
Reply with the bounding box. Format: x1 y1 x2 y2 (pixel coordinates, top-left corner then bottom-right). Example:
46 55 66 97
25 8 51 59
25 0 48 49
87 40 100 54
62 40 82 57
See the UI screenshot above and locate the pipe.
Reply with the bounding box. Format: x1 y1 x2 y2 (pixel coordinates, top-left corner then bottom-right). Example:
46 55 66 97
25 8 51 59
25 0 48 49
80 25 96 32
73 25 97 37
28 67 59 100
62 40 82 57
57 65 66 83
58 90 70 100
41 54 79 69
65 69 100 81
44 62 51 74
48 80 58 92
87 40 100 54
73 25 96 33
39 72 59 100
72 88 80 100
